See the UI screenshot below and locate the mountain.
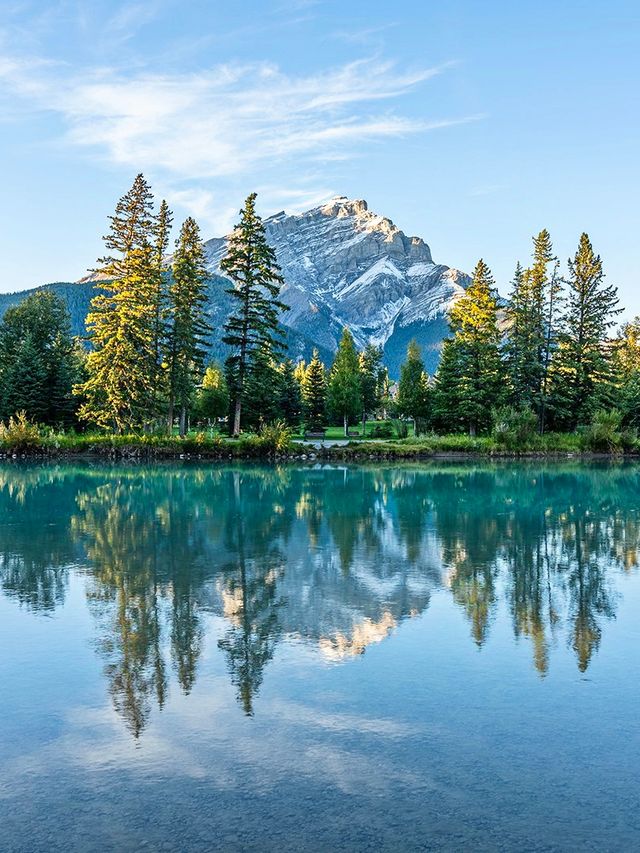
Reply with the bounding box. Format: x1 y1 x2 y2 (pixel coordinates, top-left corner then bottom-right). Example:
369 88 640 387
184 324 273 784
0 197 470 376
204 197 470 375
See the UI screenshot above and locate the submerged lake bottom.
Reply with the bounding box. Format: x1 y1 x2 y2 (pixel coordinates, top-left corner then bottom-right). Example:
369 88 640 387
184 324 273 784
0 460 639 852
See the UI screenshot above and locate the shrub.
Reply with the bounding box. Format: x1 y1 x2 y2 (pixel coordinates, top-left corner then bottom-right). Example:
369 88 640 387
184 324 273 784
392 419 409 439
0 411 43 452
259 420 292 453
492 406 539 451
580 409 636 453
369 422 394 439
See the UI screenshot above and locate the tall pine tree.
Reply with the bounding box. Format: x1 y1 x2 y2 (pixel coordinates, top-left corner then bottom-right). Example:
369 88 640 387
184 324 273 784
434 259 504 436
301 350 326 432
396 339 431 431
327 328 362 436
77 174 159 431
221 193 288 436
359 343 384 433
166 217 211 436
551 234 621 428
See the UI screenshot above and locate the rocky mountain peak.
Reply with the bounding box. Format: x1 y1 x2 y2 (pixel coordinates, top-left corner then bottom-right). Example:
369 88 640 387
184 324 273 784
204 196 468 374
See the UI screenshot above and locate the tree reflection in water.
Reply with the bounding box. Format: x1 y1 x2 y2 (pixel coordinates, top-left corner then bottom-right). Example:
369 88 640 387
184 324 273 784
0 462 638 733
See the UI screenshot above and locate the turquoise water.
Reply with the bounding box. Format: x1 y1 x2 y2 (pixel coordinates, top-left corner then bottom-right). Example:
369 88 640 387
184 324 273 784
0 461 639 852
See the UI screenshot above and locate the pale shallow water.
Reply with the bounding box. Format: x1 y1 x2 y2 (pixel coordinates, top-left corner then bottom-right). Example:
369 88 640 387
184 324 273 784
0 461 639 852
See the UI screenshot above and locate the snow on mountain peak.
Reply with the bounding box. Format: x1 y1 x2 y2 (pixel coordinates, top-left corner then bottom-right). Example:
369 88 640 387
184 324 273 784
203 197 470 375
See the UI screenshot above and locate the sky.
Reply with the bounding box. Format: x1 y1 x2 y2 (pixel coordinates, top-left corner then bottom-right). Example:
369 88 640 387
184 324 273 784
1 0 639 314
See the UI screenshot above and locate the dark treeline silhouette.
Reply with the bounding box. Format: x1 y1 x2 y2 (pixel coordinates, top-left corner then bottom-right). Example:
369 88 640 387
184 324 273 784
0 462 638 733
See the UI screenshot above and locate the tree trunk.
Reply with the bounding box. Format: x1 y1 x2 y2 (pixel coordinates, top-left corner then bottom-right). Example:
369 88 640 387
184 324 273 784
179 406 187 438
344 413 348 437
469 422 476 438
233 399 242 438
362 411 366 436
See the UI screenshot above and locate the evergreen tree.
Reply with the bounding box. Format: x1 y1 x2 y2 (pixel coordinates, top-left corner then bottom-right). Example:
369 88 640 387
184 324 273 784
0 290 80 425
551 234 621 428
242 343 283 431
359 343 383 433
301 350 326 432
77 175 159 431
166 217 211 436
194 364 229 425
221 193 288 436
278 360 303 427
505 230 561 431
327 328 362 436
433 259 504 436
617 318 640 426
152 199 173 405
396 339 431 431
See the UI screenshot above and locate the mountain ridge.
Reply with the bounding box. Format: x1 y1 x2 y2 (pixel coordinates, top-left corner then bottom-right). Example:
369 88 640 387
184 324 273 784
0 196 470 376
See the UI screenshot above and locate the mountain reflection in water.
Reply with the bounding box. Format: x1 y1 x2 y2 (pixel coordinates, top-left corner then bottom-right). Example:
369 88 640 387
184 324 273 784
0 461 638 736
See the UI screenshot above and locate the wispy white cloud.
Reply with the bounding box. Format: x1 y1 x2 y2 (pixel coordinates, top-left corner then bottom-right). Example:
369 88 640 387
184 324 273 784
0 51 478 234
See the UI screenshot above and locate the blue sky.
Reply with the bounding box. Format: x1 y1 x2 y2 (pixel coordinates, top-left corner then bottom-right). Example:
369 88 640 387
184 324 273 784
1 0 639 315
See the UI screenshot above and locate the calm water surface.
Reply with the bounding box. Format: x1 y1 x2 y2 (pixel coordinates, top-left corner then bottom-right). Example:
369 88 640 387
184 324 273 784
0 461 639 852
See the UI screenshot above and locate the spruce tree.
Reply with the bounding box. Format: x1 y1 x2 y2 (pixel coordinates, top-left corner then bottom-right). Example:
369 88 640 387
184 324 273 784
0 290 79 425
327 328 362 436
433 259 504 436
278 360 303 427
166 217 211 436
77 175 159 431
242 343 282 431
505 231 561 431
301 350 326 432
152 199 173 404
359 343 383 433
396 339 431 431
552 234 621 428
221 193 289 436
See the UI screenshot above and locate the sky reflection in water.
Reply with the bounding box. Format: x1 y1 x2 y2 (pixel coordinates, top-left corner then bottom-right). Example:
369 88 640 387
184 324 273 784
0 461 639 852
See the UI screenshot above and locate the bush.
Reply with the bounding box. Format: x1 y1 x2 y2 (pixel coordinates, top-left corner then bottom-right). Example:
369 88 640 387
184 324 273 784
580 409 636 453
0 411 43 452
492 406 539 450
259 420 292 453
369 422 394 439
392 419 409 439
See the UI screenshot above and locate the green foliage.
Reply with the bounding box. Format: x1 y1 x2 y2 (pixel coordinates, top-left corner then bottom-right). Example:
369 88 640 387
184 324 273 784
222 193 289 436
396 339 431 423
77 174 162 432
369 422 394 438
301 349 326 431
359 343 384 424
580 409 636 453
327 328 362 435
0 411 42 452
492 406 539 450
166 216 211 435
0 290 81 426
391 419 409 438
551 234 621 429
259 420 292 453
194 364 229 423
434 259 504 435
278 360 303 427
504 231 562 431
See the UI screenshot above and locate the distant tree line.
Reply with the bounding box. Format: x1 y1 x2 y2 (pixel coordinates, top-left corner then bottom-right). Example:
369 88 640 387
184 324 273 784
0 177 637 437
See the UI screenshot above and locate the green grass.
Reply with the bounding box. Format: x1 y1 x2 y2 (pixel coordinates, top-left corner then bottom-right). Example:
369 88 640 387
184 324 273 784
0 418 632 460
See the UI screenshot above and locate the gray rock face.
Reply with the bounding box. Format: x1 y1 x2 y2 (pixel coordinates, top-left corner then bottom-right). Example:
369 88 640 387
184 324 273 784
205 196 470 375
0 197 470 377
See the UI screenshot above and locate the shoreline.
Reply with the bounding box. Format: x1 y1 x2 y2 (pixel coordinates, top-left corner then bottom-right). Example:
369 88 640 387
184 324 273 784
1 445 638 463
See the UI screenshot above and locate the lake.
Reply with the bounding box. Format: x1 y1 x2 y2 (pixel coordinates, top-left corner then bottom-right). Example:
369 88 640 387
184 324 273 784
0 461 639 852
